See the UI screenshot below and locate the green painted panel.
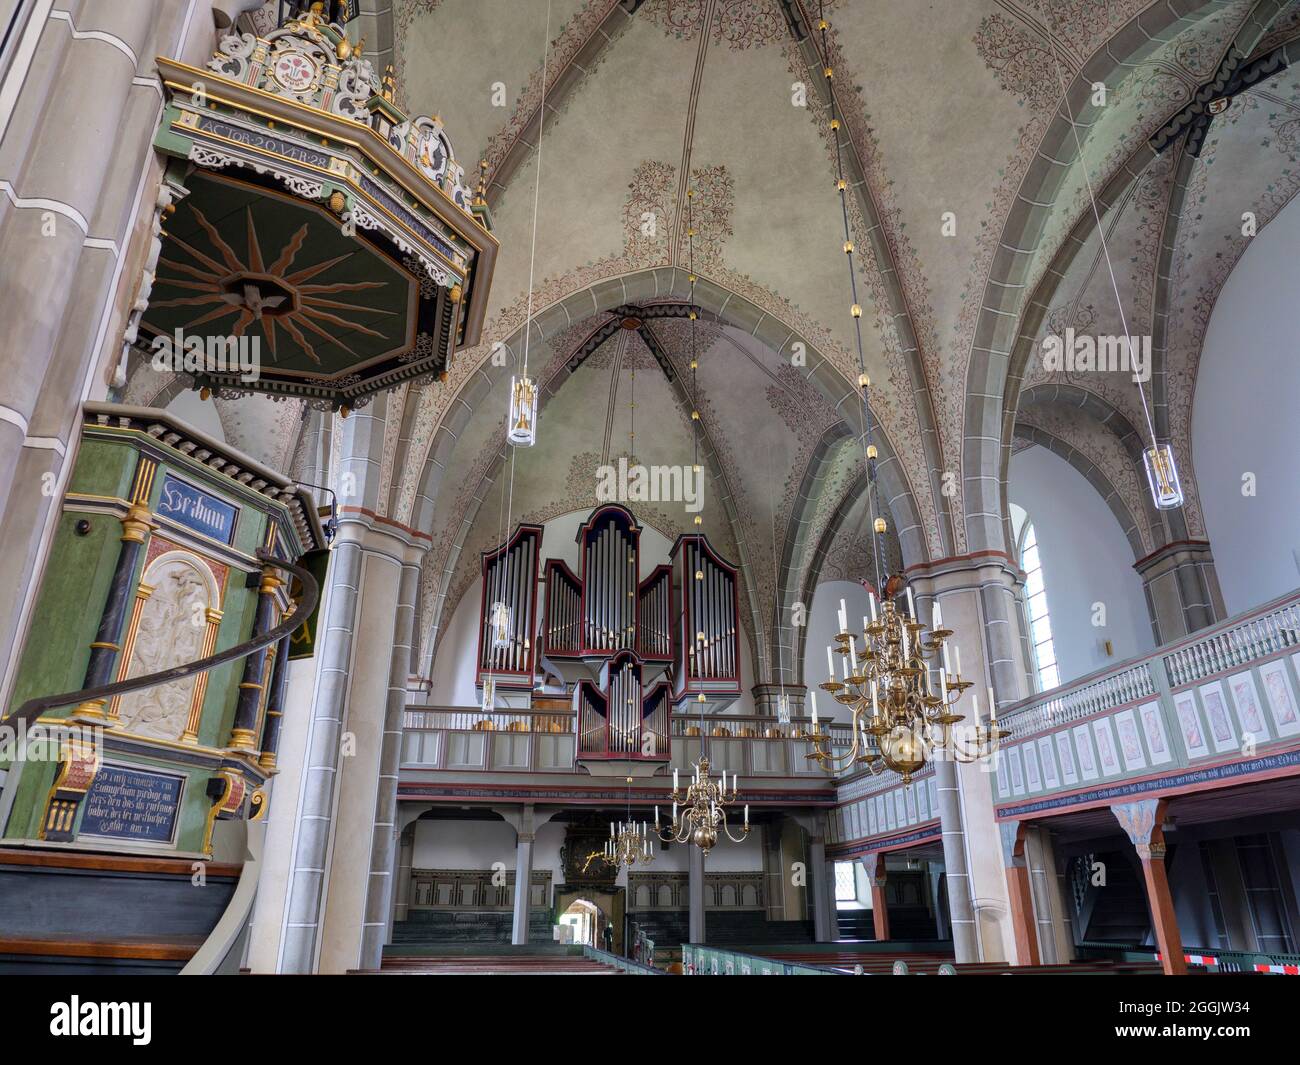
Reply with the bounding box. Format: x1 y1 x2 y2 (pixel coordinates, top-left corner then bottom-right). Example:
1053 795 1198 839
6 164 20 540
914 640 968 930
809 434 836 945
5 512 126 717
66 437 135 500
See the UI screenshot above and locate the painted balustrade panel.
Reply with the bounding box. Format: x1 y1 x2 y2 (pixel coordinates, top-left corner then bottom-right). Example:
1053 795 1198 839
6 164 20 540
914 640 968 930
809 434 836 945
990 591 1300 818
829 769 939 853
398 709 838 781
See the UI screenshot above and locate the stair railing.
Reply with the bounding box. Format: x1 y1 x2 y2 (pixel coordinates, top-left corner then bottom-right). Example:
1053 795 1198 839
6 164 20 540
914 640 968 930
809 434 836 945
5 549 318 727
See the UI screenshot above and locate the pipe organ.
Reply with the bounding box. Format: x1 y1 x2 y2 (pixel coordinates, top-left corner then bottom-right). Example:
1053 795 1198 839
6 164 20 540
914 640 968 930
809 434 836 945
476 524 542 689
671 534 740 703
577 682 608 755
543 560 582 656
636 565 672 661
476 505 741 758
601 653 643 756
579 506 639 654
641 682 670 759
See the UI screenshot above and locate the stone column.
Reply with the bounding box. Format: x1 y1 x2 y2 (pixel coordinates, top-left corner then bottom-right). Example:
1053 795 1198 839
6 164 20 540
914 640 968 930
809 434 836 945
1135 540 1225 644
1026 824 1074 963
513 832 536 945
908 554 1028 964
999 821 1039 966
279 517 421 973
0 1 222 707
392 821 415 926
689 844 706 944
1114 799 1186 975
805 814 833 943
866 852 890 942
494 805 557 946
928 865 948 940
935 757 979 962
357 549 422 969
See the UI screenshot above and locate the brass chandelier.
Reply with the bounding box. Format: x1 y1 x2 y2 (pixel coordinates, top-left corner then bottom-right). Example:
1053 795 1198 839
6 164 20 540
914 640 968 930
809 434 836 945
806 594 1007 784
585 778 654 872
655 760 749 856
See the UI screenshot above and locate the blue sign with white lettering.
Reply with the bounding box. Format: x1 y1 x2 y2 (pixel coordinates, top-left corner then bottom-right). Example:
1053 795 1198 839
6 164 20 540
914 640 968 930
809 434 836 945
156 473 238 544
80 765 184 844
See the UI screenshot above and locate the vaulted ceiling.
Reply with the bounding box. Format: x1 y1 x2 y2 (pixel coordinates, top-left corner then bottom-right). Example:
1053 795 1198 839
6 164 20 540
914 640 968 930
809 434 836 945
202 0 1300 685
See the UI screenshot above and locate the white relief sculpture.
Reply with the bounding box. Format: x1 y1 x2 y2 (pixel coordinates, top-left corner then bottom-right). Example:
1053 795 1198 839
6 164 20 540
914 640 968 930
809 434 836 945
117 554 218 742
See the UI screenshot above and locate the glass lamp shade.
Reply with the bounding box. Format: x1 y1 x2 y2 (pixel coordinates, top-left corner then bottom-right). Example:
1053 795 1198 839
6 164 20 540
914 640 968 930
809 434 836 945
489 601 512 650
480 674 496 714
776 692 792 725
507 375 538 446
1143 443 1184 510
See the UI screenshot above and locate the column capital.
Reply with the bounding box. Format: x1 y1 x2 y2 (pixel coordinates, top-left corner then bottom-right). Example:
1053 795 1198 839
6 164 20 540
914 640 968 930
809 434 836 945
998 819 1027 868
903 551 1023 592
494 804 558 838
1113 798 1167 860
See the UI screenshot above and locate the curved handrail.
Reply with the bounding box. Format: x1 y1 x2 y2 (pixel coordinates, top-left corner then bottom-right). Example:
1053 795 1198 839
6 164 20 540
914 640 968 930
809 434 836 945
5 549 320 727
180 820 266 975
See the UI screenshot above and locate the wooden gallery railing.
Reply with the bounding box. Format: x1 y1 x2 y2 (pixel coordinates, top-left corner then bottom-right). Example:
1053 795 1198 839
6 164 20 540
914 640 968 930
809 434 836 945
400 707 849 779
990 589 1300 808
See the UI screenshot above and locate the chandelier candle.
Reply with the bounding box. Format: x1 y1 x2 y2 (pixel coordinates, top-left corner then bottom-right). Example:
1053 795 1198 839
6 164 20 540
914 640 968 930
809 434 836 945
807 586 1008 782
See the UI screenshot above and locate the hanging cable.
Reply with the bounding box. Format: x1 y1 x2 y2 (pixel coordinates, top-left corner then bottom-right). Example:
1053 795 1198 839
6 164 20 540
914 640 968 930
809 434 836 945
486 0 553 714
1044 15 1182 509
816 2 885 593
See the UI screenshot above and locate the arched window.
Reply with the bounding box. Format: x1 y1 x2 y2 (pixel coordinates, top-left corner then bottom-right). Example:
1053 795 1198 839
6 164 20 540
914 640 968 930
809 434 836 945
1019 523 1060 691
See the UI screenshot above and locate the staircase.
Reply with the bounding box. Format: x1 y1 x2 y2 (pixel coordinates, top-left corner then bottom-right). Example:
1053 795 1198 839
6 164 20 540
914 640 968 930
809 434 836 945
390 910 551 946
632 911 815 949
372 945 627 975
1079 851 1151 945
836 910 875 941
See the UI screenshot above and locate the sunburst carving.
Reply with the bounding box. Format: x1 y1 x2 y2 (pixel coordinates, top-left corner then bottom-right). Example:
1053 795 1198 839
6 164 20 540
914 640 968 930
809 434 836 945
151 204 392 365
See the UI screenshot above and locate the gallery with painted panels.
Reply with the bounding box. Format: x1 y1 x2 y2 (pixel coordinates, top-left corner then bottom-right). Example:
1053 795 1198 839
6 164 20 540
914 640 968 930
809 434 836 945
1 0 1299 999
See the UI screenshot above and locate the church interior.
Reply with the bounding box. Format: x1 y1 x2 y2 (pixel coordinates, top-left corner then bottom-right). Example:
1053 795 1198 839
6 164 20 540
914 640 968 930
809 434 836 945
3 0 1300 984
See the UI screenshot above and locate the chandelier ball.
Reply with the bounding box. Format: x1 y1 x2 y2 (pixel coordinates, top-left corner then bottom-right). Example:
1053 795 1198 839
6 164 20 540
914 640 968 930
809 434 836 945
880 725 926 775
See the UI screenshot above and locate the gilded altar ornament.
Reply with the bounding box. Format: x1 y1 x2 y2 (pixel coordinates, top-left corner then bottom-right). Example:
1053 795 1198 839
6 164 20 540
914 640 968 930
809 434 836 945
202 769 247 854
656 758 749 856
805 591 1007 783
1143 443 1184 510
507 375 538 446
39 737 103 842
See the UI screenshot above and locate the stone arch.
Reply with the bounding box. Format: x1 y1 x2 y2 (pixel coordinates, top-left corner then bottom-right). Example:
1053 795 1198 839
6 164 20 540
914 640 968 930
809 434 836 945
769 428 907 688
1015 384 1163 555
1010 422 1146 562
400 268 930 683
960 1 1290 555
